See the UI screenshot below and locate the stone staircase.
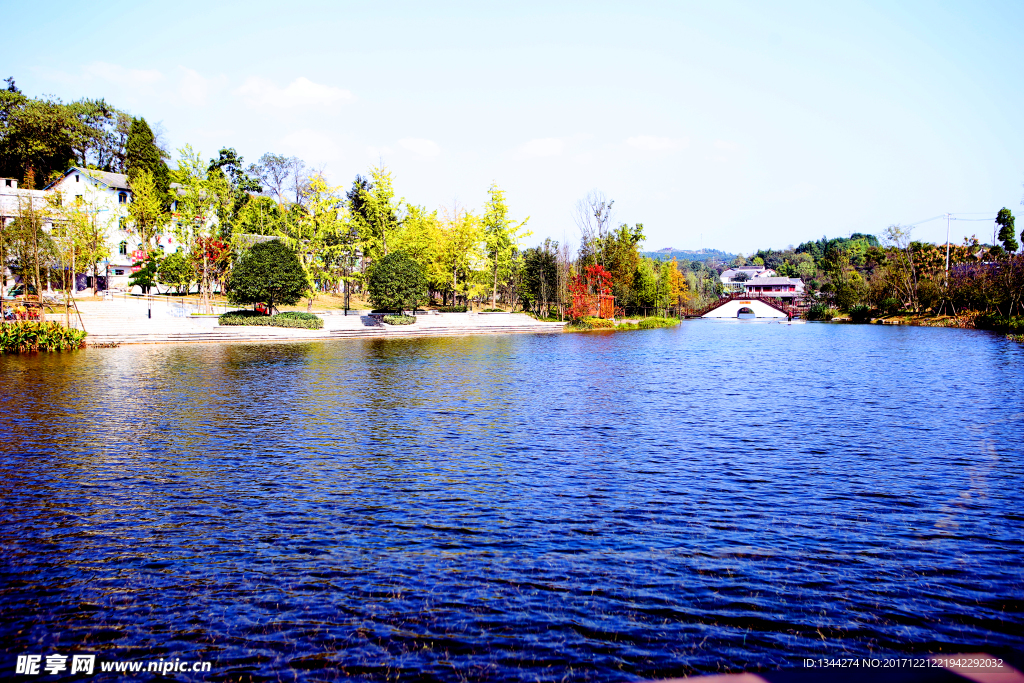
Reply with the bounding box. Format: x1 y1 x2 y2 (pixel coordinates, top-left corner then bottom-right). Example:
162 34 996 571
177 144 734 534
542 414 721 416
67 302 565 346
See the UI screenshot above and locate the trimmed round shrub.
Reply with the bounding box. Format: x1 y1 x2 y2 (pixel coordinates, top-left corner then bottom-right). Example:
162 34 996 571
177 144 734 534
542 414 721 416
227 241 308 313
367 253 427 312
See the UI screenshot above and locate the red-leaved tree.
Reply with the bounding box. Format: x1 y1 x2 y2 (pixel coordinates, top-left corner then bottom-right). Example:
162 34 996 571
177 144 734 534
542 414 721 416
566 264 613 320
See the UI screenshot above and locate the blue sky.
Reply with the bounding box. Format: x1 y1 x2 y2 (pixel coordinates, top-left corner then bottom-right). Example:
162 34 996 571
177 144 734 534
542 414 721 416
4 0 1022 253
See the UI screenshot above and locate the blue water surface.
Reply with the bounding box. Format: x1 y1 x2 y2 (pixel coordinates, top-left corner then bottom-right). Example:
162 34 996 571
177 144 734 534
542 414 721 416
1 321 1022 681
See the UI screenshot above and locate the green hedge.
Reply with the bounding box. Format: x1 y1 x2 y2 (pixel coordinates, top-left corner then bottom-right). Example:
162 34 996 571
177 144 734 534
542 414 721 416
1 321 87 353
218 310 323 329
275 311 320 322
382 315 415 325
434 306 467 313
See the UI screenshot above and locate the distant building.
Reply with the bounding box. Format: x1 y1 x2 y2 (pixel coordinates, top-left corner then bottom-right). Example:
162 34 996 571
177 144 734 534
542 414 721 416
720 265 776 291
741 277 804 301
1 168 187 294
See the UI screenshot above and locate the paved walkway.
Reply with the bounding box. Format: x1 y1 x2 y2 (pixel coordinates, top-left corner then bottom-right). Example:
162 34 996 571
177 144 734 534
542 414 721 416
64 300 565 346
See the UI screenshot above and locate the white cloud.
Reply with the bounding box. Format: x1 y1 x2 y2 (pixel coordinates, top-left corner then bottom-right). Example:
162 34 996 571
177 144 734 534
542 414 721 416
626 135 689 151
516 137 564 159
236 76 353 108
714 139 740 151
83 62 164 86
398 138 440 157
178 67 216 106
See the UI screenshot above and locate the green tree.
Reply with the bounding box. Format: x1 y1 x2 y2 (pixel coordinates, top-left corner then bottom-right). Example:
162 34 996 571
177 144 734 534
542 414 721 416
367 251 427 312
436 204 483 306
633 258 659 310
227 240 307 312
128 254 159 294
604 223 644 306
172 145 230 311
289 173 344 309
237 195 286 235
126 168 167 249
521 239 559 316
354 166 400 263
996 208 1018 254
124 117 169 202
0 91 76 185
209 147 260 231
481 183 530 309
158 250 195 294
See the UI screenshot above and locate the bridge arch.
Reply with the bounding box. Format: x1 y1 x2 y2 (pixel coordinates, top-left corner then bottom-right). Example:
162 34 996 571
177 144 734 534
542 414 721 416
701 298 788 319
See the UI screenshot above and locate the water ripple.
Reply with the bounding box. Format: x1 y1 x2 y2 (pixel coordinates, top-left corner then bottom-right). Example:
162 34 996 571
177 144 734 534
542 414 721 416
1 322 1023 680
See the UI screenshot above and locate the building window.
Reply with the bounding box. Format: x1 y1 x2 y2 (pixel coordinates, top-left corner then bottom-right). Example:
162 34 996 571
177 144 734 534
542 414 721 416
75 175 80 182
118 192 127 204
114 269 125 276
119 241 128 255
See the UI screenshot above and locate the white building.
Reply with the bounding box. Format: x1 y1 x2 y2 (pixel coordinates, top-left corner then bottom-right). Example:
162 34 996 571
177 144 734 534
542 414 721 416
1 177 56 294
1 168 184 294
47 168 138 292
720 265 777 291
741 277 805 300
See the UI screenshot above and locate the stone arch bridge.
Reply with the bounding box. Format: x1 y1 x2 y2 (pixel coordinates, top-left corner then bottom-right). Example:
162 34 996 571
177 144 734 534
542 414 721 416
698 295 791 319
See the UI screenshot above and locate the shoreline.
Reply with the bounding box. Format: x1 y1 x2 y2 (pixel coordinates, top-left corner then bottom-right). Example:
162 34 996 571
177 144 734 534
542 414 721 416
69 302 568 347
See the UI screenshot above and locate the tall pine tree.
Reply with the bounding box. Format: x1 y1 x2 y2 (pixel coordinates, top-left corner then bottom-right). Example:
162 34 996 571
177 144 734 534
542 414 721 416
125 117 170 201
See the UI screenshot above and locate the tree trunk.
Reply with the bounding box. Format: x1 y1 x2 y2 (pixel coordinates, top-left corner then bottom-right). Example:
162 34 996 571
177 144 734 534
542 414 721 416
492 264 498 310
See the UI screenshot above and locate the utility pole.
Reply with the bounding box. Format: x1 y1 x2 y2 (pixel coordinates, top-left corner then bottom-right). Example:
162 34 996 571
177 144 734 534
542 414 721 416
944 213 951 274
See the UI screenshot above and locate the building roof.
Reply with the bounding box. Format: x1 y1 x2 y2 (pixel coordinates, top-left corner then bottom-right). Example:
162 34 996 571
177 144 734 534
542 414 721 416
46 168 132 192
744 277 803 286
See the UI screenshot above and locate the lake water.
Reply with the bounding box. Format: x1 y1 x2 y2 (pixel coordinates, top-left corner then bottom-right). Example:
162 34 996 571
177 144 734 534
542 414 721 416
2 321 1023 681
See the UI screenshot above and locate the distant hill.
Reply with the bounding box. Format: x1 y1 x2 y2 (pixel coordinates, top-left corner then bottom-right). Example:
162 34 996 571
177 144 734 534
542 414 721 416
642 248 736 265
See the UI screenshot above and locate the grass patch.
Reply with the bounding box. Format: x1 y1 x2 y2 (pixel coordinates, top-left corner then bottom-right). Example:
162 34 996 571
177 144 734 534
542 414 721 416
567 316 680 332
382 315 415 325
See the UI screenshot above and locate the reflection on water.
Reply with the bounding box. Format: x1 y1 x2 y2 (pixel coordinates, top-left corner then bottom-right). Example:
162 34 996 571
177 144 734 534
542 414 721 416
1 322 1023 681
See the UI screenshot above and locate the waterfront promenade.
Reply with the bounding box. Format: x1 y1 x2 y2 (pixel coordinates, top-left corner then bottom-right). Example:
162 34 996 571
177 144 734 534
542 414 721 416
67 299 566 346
